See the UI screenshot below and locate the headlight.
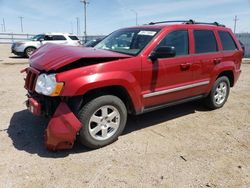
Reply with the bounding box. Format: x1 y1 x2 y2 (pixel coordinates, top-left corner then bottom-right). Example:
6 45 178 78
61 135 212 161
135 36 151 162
35 74 64 96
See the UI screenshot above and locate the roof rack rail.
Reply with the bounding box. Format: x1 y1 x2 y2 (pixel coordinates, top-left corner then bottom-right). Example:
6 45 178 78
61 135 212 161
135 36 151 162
148 19 225 27
148 20 195 25
194 21 225 27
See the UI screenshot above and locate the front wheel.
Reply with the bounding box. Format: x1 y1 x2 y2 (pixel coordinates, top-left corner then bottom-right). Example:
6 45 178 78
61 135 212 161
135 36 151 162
25 47 36 57
205 76 230 109
78 95 127 149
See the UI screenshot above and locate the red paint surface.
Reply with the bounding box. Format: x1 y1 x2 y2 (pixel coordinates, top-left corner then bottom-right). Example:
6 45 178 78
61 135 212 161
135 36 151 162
45 102 82 151
24 24 243 150
52 25 242 112
30 43 132 71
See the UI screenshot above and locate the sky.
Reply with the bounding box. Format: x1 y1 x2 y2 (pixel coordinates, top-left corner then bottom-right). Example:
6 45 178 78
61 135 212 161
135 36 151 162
0 0 250 35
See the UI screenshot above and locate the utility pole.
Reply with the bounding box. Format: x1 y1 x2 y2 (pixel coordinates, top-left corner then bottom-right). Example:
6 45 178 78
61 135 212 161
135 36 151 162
70 21 73 34
233 15 239 34
80 0 89 43
2 18 6 32
76 17 79 36
19 16 24 32
130 9 138 26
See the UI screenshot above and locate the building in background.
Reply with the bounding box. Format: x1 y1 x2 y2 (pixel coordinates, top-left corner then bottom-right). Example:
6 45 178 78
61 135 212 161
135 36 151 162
237 33 250 58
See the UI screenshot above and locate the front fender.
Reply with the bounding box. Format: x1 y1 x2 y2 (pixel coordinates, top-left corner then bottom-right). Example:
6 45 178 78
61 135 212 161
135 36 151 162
58 71 142 112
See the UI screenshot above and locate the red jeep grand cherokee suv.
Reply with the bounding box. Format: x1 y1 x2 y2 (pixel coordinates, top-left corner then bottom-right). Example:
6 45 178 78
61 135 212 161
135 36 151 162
23 20 243 150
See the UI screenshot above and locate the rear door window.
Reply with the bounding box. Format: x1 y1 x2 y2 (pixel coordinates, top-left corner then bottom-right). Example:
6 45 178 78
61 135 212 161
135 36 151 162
44 35 53 41
194 30 218 54
158 30 189 56
218 31 238 51
52 35 66 40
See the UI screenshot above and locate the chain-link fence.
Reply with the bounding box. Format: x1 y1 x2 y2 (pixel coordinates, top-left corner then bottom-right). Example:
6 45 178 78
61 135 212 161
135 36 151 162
1 32 249 57
0 32 104 44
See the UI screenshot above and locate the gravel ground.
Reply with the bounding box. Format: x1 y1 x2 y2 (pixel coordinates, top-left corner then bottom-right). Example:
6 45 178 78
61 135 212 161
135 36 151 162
0 44 28 64
0 44 250 188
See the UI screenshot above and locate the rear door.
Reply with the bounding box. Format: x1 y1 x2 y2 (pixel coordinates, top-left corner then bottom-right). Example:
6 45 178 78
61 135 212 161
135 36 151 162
191 29 222 95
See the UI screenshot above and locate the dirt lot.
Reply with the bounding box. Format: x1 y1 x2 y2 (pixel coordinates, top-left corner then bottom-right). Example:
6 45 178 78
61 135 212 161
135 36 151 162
0 45 250 188
0 44 28 64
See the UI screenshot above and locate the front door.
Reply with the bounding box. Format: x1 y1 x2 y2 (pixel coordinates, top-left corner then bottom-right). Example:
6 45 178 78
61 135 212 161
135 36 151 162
142 29 196 108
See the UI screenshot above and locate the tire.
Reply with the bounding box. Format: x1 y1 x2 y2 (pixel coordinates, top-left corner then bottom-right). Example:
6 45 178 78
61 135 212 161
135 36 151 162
25 47 36 58
78 95 127 149
205 76 230 109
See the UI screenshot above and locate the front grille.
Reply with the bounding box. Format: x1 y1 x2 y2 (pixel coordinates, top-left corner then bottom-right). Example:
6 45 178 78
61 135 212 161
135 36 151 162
24 67 39 91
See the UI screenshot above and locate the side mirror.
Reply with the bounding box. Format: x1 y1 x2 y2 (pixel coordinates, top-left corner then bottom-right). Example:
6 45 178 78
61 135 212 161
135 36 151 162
149 46 176 61
39 38 44 42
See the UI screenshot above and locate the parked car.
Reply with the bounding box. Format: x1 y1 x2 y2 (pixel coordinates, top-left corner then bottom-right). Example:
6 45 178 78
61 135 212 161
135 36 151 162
23 20 243 150
84 38 103 47
12 33 80 57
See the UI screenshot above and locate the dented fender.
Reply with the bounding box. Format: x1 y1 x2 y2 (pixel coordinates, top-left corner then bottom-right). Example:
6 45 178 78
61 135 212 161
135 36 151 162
56 57 143 112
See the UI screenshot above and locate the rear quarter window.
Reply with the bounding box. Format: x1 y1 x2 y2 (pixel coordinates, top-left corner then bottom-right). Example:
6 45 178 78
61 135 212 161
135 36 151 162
194 30 218 54
218 31 238 51
69 36 79 40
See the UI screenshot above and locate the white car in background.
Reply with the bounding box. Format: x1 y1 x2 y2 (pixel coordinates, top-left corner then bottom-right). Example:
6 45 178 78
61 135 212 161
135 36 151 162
11 33 81 57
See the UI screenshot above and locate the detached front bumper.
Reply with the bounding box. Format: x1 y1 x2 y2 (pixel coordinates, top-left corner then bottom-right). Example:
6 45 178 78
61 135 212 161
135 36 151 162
26 97 82 150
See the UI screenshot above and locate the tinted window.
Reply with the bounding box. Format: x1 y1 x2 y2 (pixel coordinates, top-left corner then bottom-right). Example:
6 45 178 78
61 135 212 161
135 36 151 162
219 31 238 51
44 35 53 41
158 30 189 56
52 35 66 40
69 36 79 40
194 30 218 53
30 34 45 41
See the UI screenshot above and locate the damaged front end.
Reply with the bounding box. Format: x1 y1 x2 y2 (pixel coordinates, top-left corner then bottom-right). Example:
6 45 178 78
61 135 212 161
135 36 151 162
26 95 82 151
23 67 82 151
22 44 132 151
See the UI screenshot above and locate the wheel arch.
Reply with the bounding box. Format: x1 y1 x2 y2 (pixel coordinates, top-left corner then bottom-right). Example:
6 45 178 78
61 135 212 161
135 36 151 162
24 46 37 51
68 85 137 115
24 46 37 57
216 70 234 87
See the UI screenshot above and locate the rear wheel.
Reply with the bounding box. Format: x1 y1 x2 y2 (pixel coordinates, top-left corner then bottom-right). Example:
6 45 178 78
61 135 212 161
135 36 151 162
25 47 36 57
78 95 127 149
205 76 230 109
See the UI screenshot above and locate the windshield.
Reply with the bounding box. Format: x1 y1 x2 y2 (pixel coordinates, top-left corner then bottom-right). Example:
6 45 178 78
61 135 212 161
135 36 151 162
30 34 45 41
95 28 160 55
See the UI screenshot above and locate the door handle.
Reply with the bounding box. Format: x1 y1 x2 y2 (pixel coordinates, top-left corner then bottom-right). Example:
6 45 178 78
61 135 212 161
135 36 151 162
213 58 222 65
180 63 191 70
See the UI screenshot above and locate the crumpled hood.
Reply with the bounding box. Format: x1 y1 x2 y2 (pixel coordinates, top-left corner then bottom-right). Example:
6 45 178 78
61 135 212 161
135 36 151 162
29 43 132 71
